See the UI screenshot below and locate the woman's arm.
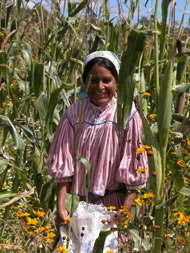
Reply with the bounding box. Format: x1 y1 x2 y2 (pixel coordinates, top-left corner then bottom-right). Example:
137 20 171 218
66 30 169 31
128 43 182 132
124 190 138 212
57 182 71 228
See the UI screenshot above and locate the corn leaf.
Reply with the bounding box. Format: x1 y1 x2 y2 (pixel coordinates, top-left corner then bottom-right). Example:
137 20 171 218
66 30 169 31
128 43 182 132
136 99 162 199
117 30 146 142
36 92 48 125
174 83 190 93
76 156 90 203
40 178 56 211
179 187 190 197
93 228 117 253
157 61 173 151
0 115 24 167
160 0 172 59
33 62 44 98
68 0 87 17
65 193 79 214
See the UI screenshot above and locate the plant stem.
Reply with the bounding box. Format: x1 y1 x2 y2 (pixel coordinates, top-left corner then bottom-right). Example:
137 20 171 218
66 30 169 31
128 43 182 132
154 0 160 95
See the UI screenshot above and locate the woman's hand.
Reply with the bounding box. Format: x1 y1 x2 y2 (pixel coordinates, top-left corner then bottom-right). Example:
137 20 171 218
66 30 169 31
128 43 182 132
57 208 69 230
57 182 71 232
112 191 138 226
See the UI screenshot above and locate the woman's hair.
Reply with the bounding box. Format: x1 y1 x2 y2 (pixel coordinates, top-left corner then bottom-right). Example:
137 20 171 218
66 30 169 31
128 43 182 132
82 57 118 83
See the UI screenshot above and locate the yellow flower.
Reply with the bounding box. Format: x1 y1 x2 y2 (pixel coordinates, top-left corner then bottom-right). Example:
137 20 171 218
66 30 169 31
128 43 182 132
3 184 8 189
26 217 38 225
62 217 72 225
142 193 154 200
174 212 189 226
34 210 45 218
164 233 172 237
177 160 184 167
107 206 116 211
153 225 160 229
47 232 56 240
149 114 157 120
178 237 186 245
28 231 35 236
136 168 148 173
135 197 145 206
171 152 176 155
143 145 151 150
0 210 5 215
135 187 141 193
56 245 68 252
144 92 151 96
15 211 30 217
136 147 146 154
181 148 188 154
106 250 114 253
19 203 25 208
187 140 190 146
184 178 188 185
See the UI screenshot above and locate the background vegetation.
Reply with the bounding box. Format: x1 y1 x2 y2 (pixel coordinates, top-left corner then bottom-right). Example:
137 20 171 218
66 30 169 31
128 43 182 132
0 0 190 252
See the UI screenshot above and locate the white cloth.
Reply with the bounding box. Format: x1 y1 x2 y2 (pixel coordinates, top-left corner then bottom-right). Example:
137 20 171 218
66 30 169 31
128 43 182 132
53 201 118 253
83 51 120 74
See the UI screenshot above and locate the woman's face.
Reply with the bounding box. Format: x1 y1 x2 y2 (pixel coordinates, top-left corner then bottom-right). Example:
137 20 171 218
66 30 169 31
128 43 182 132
86 64 117 106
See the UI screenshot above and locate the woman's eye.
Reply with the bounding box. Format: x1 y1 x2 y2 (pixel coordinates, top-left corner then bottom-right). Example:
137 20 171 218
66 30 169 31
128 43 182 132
91 78 98 83
103 79 111 84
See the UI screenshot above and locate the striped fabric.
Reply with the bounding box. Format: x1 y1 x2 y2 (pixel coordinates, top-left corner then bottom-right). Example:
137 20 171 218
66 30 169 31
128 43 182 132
48 96 149 197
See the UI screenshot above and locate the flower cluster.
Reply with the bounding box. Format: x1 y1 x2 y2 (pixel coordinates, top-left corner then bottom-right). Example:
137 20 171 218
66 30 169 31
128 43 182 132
135 192 154 206
174 212 190 226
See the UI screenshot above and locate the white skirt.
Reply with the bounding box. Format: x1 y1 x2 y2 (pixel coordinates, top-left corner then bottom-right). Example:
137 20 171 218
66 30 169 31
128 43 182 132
53 201 118 253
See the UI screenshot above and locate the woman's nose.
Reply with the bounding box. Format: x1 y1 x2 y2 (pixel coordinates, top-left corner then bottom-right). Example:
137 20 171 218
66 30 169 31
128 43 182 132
97 80 104 89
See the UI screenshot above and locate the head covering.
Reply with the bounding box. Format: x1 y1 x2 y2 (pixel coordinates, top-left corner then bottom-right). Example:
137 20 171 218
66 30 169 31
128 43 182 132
83 51 120 74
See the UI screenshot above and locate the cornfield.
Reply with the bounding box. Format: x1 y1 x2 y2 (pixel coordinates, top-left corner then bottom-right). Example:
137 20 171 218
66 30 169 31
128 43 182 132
0 0 190 252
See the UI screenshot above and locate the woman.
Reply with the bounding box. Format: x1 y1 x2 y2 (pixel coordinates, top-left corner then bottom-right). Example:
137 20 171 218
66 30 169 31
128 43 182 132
48 51 148 231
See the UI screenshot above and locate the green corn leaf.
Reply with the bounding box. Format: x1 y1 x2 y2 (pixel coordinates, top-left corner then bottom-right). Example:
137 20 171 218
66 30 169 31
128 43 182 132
177 56 188 83
0 192 18 205
76 156 90 203
128 228 151 251
40 178 56 211
45 84 70 138
156 194 178 209
36 92 48 125
0 115 24 167
65 193 79 214
136 99 162 200
157 61 173 151
108 23 117 52
0 167 9 191
93 228 117 253
160 0 172 59
68 0 87 17
117 29 147 143
174 83 190 93
179 187 190 197
0 51 8 77
33 62 44 98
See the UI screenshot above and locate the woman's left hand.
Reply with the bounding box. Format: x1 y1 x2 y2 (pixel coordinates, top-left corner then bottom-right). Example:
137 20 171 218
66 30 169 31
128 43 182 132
112 191 138 226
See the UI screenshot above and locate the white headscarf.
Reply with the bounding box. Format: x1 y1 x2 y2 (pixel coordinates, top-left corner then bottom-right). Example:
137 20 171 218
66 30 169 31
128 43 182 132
83 51 120 74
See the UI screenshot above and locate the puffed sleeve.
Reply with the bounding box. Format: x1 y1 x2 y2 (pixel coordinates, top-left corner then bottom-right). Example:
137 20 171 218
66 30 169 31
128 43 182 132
47 111 75 183
116 107 149 190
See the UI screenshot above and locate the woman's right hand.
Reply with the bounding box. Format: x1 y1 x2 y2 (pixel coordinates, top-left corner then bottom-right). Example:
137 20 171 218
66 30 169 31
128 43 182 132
57 208 69 231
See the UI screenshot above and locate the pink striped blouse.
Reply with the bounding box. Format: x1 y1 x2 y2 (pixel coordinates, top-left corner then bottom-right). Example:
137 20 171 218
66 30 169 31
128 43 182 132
48 96 149 197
